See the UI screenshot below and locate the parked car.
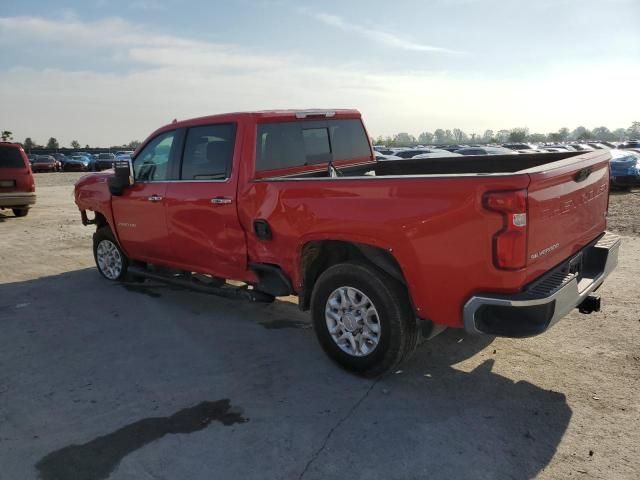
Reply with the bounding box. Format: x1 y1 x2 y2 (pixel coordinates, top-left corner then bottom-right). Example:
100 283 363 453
435 144 467 152
619 140 640 150
0 142 36 217
392 148 458 159
542 144 576 152
70 152 96 170
94 153 117 171
571 144 595 152
114 150 135 157
374 153 402 161
373 148 395 155
63 155 91 172
411 150 463 159
52 153 67 165
31 155 59 172
454 146 518 156
587 143 611 150
503 143 536 151
610 149 640 188
74 109 620 376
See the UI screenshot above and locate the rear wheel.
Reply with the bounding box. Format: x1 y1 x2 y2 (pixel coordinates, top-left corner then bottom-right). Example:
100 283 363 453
93 226 130 281
12 208 29 217
311 262 418 377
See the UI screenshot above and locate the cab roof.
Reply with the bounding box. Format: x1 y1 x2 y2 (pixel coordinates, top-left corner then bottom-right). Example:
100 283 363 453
159 109 362 131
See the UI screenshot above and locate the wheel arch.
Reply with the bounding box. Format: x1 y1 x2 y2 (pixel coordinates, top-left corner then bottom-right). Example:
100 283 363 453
298 240 408 311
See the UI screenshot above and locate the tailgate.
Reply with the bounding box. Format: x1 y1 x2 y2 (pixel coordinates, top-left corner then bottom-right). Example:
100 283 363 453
0 147 31 193
526 151 610 272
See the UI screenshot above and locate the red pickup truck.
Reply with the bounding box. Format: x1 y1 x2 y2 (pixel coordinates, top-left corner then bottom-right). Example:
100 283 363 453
74 110 620 375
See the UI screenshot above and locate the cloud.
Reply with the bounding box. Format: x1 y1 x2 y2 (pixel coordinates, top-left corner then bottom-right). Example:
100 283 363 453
0 15 637 146
0 15 288 71
310 12 465 54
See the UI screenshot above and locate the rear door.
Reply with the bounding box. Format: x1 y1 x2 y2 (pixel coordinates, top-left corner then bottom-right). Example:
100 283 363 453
111 130 176 262
0 145 32 193
525 151 610 273
164 122 250 280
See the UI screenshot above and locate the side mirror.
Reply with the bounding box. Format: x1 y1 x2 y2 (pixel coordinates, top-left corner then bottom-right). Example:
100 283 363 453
108 159 134 196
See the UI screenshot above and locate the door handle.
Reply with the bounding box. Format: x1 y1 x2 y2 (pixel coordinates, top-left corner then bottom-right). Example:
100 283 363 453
211 197 232 205
148 194 163 202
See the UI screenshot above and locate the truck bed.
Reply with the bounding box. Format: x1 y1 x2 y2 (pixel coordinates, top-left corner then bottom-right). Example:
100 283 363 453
248 148 611 329
277 150 591 178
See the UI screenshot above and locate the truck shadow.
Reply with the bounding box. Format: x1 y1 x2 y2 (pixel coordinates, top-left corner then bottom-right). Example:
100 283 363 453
0 269 571 480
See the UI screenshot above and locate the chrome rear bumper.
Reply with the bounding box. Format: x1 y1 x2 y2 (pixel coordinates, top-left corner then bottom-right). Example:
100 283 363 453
0 192 36 208
463 232 621 337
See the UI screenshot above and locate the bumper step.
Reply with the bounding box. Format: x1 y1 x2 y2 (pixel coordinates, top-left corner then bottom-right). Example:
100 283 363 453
463 232 621 337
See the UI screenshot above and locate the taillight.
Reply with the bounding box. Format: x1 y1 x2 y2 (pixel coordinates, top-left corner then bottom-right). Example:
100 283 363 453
484 189 528 270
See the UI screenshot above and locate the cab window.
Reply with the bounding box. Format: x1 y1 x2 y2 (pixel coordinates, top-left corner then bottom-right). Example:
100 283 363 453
133 130 175 181
180 124 236 180
255 118 371 172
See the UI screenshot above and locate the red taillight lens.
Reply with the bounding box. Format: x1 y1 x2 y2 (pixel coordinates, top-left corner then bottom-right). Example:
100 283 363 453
484 189 528 270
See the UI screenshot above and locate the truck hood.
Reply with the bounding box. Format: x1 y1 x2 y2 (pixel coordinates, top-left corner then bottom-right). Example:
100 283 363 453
75 170 112 189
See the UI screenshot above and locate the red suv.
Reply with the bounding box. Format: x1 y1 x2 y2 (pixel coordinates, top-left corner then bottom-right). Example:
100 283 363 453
0 143 36 217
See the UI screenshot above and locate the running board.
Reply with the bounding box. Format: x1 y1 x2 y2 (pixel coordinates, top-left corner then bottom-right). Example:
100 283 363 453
127 266 275 303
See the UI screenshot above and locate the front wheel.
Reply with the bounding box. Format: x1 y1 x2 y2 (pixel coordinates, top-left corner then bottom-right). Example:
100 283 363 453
310 262 418 377
93 227 130 281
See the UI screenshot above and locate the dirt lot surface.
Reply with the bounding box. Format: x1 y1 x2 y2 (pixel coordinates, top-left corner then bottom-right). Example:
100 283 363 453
1 173 639 480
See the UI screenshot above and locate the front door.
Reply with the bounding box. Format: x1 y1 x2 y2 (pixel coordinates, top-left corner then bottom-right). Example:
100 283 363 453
164 123 250 281
112 130 176 263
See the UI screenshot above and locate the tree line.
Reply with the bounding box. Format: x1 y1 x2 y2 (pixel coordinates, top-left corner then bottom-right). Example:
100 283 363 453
3 122 639 150
0 131 141 151
374 122 640 147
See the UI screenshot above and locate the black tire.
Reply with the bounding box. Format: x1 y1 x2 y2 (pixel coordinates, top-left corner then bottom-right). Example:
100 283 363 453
310 262 418 377
93 226 130 281
12 208 29 217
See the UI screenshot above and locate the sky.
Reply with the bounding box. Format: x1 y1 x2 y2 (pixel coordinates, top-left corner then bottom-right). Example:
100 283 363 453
0 0 638 146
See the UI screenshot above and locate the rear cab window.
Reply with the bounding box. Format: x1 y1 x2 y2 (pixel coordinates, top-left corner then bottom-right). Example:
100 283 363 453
255 118 371 174
0 146 27 168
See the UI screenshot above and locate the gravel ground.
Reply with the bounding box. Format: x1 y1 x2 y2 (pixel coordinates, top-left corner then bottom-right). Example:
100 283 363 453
607 188 640 236
0 172 638 480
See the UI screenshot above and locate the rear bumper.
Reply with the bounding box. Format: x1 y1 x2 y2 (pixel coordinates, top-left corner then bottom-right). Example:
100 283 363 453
0 192 37 208
463 232 621 337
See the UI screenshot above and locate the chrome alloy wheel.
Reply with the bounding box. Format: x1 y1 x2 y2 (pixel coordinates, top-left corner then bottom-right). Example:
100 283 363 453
325 287 381 357
96 239 123 280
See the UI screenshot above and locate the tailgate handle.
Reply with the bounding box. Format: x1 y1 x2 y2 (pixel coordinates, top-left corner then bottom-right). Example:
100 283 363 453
574 167 592 182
